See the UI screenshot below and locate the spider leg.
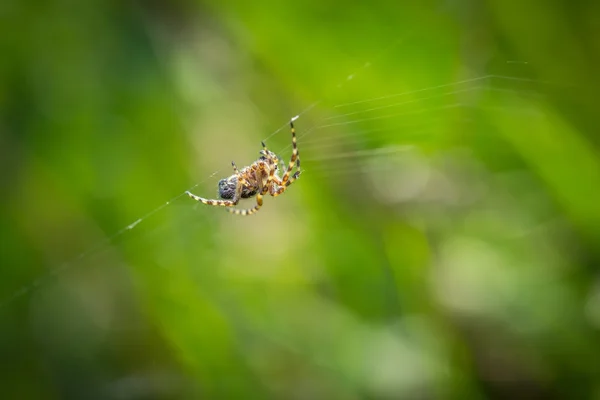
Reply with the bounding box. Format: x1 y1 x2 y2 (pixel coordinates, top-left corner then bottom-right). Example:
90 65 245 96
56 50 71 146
269 171 301 197
246 160 270 196
227 168 267 215
258 140 283 195
259 161 279 195
186 191 238 207
280 120 301 184
231 161 250 186
227 193 263 215
265 166 276 195
232 161 239 174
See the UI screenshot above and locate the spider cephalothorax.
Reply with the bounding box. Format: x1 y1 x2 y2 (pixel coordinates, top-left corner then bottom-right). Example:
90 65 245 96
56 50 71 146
186 118 301 216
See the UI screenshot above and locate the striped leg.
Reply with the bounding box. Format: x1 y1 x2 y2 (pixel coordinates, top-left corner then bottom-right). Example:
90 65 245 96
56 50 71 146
232 161 250 186
259 143 277 195
270 171 301 197
231 161 241 176
263 163 277 195
280 120 301 184
227 193 263 216
186 191 237 207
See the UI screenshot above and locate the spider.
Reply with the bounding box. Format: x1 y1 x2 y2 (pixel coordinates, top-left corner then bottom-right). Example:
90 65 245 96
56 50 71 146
186 118 301 216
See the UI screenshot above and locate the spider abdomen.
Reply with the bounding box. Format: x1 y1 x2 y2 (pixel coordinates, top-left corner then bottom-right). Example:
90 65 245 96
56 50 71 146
218 175 258 199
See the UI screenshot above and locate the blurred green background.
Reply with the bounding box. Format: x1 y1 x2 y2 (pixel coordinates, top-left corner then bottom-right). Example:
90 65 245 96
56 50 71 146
2 1 600 399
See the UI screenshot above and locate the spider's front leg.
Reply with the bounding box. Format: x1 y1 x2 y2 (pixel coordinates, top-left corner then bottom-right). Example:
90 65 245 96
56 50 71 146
265 120 302 198
280 120 301 185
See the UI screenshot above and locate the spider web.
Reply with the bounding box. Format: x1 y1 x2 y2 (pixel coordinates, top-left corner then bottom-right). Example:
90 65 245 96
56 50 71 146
0 42 560 312
299 74 547 174
3 37 591 400
6 1 600 397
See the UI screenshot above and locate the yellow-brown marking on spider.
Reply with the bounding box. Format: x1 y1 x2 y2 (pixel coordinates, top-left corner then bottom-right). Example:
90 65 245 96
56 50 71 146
186 119 302 216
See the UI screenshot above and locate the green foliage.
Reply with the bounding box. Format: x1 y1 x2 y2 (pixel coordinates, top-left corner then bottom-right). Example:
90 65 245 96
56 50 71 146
2 1 600 398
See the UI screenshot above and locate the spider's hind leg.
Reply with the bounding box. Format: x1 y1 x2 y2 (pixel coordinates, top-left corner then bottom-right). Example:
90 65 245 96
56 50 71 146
186 191 238 207
228 193 264 216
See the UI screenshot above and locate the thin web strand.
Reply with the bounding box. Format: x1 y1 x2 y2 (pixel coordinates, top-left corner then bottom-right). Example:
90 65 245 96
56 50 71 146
1 71 553 310
0 50 389 310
